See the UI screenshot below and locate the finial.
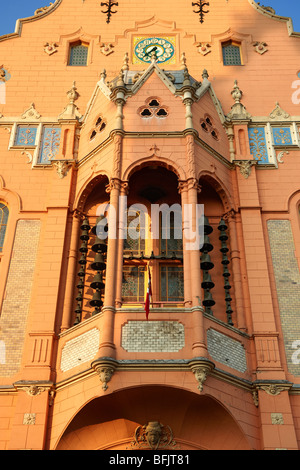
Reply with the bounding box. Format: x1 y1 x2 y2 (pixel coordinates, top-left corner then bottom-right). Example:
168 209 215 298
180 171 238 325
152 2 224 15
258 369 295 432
202 69 209 79
122 52 129 71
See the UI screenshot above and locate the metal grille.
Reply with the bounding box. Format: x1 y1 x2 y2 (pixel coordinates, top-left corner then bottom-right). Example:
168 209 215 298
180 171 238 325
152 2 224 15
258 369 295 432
222 44 241 66
69 44 88 66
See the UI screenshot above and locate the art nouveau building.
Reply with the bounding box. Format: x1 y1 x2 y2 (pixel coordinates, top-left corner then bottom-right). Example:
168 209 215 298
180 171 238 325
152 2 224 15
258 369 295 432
1 0 300 450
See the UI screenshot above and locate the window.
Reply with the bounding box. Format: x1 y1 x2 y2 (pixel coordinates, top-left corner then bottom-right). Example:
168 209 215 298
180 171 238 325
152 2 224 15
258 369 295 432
122 205 184 305
68 41 88 66
0 203 9 252
222 41 242 66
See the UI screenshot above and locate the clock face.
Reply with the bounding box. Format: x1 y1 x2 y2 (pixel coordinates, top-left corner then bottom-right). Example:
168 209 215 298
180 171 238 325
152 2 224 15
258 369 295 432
133 37 176 65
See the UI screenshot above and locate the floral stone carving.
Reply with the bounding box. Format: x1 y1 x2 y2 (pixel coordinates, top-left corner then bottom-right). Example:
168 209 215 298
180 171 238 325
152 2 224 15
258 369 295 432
128 421 179 450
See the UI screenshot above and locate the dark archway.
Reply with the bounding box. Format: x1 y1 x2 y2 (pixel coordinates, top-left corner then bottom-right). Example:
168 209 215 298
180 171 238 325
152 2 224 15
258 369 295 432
55 386 252 450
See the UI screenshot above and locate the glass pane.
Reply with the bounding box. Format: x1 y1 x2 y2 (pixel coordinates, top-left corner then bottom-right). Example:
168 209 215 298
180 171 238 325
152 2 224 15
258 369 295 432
124 212 146 256
69 45 88 66
122 266 145 302
222 44 241 65
160 266 184 301
160 211 183 256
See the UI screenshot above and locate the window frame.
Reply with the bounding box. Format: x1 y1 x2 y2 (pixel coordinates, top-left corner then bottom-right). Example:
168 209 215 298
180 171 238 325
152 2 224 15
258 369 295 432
222 40 243 66
68 40 89 67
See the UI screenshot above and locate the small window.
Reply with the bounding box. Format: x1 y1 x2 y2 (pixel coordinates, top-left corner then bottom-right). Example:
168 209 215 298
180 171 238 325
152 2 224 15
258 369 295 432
222 41 242 66
0 203 9 252
68 41 88 66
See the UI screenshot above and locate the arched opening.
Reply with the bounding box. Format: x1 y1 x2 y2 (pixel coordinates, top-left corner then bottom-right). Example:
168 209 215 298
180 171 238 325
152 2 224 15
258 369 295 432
122 164 183 307
54 386 252 450
198 177 236 326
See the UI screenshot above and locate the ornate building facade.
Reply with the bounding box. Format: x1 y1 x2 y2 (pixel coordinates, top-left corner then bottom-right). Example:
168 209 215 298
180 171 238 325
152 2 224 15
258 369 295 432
0 0 300 450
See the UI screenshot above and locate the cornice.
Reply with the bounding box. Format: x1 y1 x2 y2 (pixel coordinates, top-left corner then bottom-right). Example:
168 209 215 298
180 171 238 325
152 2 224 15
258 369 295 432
249 0 300 37
0 0 62 42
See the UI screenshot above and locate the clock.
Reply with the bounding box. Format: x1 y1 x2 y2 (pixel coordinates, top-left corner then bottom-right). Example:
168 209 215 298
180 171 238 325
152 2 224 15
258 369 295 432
133 37 176 65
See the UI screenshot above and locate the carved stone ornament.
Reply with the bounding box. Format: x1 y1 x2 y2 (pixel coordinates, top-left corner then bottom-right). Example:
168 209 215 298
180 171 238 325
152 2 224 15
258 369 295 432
100 43 114 56
234 160 257 178
269 102 290 120
58 81 82 121
44 42 59 55
128 421 179 450
35 3 53 15
190 359 214 392
227 81 251 121
259 384 287 396
23 385 46 396
253 41 268 55
277 150 289 164
21 103 41 120
271 413 284 425
196 42 211 56
23 413 36 425
21 151 33 164
96 366 114 391
52 160 73 179
0 65 11 82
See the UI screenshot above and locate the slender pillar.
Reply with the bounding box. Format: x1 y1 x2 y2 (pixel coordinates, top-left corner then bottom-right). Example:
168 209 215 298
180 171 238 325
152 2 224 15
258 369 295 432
115 181 129 307
98 178 121 358
225 210 246 331
178 180 191 306
60 211 81 331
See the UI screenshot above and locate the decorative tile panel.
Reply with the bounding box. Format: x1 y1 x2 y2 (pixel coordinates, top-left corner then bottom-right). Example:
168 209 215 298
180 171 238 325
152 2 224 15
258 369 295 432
121 321 185 352
14 125 37 146
248 127 269 164
38 127 61 164
207 329 247 372
272 127 293 146
60 328 100 372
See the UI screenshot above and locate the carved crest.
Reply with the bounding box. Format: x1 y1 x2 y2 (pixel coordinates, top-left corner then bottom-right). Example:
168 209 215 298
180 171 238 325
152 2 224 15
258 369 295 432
128 421 179 450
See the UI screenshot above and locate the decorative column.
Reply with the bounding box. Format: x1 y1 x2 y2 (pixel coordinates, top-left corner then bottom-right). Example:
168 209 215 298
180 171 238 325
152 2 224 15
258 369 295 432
178 180 192 306
96 178 121 359
60 211 82 331
115 181 129 307
224 210 247 331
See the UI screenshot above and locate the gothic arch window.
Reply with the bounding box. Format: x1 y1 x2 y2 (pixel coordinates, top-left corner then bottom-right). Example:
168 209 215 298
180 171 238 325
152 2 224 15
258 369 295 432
222 41 242 66
0 203 9 252
68 41 89 66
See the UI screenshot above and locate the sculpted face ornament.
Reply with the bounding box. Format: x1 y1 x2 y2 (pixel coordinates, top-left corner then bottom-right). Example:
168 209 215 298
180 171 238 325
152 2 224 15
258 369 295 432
128 421 179 450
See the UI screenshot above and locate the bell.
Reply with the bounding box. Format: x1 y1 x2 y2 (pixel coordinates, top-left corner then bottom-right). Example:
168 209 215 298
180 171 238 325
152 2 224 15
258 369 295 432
91 252 106 271
226 302 233 315
201 271 215 289
218 218 228 232
203 289 215 307
79 241 88 253
224 278 232 290
91 216 108 235
90 289 103 307
202 215 213 235
221 254 230 265
92 236 107 253
200 234 213 253
78 266 85 277
81 217 91 231
76 291 83 301
222 266 231 277
80 229 90 241
200 253 214 270
78 253 87 265
219 230 228 241
92 307 101 316
225 291 232 302
74 302 82 314
77 279 84 289
90 271 105 290
220 241 229 253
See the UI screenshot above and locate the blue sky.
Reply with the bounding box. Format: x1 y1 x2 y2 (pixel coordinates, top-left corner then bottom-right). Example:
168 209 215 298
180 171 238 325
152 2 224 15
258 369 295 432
0 0 299 35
